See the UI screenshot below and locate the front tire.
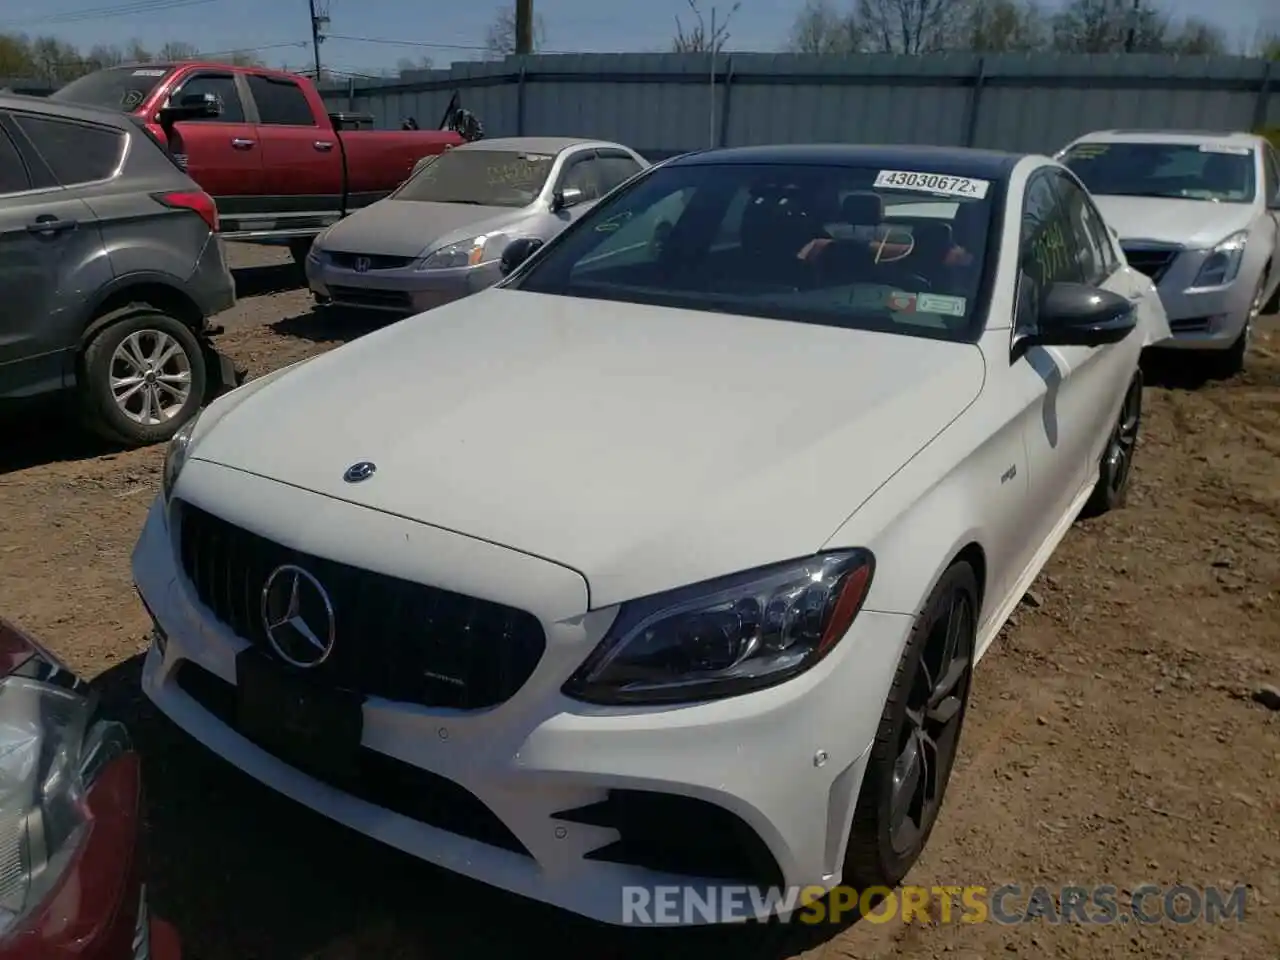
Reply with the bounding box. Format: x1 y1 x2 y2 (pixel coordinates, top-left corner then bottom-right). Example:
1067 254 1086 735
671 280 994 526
1082 369 1143 518
78 306 207 446
842 561 978 892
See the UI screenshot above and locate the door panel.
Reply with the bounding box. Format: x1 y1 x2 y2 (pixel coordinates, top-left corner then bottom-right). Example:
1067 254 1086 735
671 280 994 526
1008 168 1088 579
1051 171 1141 485
162 71 265 216
243 73 344 232
0 192 100 398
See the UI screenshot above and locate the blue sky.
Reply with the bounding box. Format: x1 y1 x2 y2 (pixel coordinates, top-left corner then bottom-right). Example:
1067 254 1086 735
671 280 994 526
2 0 1276 74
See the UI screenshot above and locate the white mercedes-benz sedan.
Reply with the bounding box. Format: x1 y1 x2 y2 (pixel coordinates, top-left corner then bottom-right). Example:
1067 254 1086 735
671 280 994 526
132 144 1171 925
1058 129 1280 376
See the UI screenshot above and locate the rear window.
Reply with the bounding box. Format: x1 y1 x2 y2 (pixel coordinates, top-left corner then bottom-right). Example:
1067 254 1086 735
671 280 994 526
392 148 556 207
1061 141 1256 203
51 65 172 112
513 161 998 342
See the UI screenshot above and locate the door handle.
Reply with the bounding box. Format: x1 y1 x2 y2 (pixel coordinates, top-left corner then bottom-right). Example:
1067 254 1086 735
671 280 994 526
26 215 77 236
313 141 334 151
230 138 256 150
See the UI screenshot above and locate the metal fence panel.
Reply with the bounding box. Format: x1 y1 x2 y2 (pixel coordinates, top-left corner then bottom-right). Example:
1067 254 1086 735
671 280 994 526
317 52 1275 156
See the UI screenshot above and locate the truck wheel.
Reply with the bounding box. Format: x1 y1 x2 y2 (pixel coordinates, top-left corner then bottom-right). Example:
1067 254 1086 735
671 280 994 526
78 306 207 447
288 238 313 267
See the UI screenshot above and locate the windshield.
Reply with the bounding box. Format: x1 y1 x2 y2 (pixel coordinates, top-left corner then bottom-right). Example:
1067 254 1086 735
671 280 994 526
391 148 556 207
1062 141 1256 203
512 161 998 341
51 65 172 112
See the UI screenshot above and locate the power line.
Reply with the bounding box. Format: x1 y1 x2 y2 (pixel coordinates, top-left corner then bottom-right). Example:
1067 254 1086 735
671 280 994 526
1 0 220 28
327 33 579 55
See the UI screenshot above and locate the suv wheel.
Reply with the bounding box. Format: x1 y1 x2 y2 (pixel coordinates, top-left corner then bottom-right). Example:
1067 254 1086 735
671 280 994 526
79 306 207 446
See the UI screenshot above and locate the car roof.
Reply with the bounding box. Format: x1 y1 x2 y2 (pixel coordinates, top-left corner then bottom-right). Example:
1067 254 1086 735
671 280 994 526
454 136 608 155
667 144 1023 181
0 92 137 130
1071 129 1263 148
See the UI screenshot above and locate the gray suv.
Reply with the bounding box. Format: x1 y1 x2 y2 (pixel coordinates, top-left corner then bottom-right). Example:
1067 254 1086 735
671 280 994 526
0 93 238 446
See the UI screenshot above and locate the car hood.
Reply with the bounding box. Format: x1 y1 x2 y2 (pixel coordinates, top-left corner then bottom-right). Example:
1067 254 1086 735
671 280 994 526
317 199 520 258
188 291 986 608
1091 195 1257 249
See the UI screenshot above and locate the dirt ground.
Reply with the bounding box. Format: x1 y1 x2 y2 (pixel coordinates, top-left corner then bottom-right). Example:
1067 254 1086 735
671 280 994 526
0 243 1276 960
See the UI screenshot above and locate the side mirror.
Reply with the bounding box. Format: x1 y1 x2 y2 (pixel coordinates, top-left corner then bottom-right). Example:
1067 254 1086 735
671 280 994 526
500 237 544 276
157 92 221 127
1020 281 1137 351
551 186 585 211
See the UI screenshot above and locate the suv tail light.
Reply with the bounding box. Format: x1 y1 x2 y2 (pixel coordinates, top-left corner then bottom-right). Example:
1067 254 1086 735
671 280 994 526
153 190 219 232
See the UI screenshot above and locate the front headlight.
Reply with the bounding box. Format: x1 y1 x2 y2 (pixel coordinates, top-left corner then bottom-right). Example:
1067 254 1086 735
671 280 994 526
161 412 199 503
1190 231 1248 288
416 233 509 271
0 622 129 937
562 551 875 705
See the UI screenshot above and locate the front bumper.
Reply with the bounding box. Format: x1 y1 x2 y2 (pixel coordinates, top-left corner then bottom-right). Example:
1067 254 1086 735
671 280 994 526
131 468 913 925
304 255 503 315
1126 244 1256 351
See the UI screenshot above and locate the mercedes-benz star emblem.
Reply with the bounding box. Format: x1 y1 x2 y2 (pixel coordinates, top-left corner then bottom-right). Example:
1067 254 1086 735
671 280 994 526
260 565 336 668
343 461 376 483
354 256 371 273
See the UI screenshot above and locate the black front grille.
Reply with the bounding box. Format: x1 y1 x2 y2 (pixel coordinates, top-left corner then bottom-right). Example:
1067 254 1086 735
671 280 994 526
553 790 785 889
327 285 413 310
176 501 547 710
329 252 416 271
173 660 531 856
1121 245 1179 283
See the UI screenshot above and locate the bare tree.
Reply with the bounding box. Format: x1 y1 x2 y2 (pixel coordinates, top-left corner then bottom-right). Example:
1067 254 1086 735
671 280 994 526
964 0 1048 52
158 41 200 60
787 0 867 54
1165 19 1226 55
672 0 740 54
484 5 547 59
855 0 968 54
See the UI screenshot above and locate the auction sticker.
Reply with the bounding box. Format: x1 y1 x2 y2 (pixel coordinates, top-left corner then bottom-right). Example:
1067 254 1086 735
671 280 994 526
132 68 167 76
917 293 967 316
874 170 990 199
1198 143 1250 155
887 290 917 313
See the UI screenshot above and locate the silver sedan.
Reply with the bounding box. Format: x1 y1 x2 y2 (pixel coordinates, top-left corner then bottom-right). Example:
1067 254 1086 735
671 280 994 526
1059 129 1280 376
304 136 649 315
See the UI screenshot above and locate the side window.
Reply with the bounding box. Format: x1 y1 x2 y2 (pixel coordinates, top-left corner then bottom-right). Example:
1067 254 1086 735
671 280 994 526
1018 169 1081 322
245 75 315 126
573 187 694 274
595 154 643 194
559 155 605 201
0 124 31 194
12 114 123 186
1055 172 1113 283
170 73 244 123
1264 146 1280 202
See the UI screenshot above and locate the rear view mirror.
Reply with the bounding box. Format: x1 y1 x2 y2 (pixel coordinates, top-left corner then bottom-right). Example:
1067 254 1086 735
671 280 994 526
1020 282 1137 351
500 237 544 276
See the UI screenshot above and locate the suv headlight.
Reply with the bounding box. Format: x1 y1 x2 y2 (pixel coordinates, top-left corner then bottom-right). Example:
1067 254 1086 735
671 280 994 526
0 620 130 938
162 412 199 503
417 233 509 271
1190 231 1248 288
562 551 875 705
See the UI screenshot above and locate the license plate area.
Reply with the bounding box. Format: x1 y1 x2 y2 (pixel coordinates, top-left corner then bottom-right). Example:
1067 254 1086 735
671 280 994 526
235 650 364 782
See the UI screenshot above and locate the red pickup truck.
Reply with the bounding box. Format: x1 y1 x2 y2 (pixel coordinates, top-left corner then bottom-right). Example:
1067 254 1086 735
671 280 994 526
50 63 467 260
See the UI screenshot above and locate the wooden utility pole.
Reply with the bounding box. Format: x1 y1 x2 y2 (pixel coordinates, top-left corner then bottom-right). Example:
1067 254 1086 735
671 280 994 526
308 0 329 78
515 0 534 55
